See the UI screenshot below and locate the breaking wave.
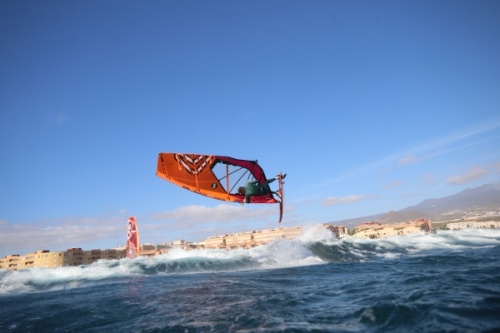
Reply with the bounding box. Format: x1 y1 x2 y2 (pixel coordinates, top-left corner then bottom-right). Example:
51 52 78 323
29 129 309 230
1 227 499 295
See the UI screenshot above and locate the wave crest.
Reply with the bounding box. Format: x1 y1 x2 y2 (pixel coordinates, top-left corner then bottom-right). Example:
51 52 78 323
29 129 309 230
1 228 498 295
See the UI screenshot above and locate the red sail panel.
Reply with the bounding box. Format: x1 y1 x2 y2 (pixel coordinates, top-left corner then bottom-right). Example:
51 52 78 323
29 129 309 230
214 155 268 184
126 216 140 258
156 152 278 204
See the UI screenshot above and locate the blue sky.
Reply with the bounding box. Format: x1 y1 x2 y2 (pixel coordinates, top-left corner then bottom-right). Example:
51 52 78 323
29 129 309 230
1 1 499 257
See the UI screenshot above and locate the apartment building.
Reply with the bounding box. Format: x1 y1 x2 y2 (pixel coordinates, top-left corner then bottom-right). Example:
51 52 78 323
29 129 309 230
446 220 500 230
352 219 433 239
0 248 127 271
205 226 304 249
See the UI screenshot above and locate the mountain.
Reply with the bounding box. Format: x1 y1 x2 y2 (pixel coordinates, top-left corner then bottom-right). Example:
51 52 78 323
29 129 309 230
401 183 500 215
331 183 500 228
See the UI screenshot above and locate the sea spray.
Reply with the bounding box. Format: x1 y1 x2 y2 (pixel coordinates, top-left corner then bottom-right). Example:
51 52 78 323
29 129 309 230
1 229 499 295
1 229 499 332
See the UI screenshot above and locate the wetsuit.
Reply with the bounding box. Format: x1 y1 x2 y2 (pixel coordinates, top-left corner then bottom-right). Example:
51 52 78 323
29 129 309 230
244 178 276 203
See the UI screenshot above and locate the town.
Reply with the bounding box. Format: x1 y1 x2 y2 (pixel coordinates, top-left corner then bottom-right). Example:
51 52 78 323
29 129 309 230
1 218 499 271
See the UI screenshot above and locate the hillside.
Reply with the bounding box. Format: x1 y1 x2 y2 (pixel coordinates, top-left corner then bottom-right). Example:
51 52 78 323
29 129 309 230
331 183 500 228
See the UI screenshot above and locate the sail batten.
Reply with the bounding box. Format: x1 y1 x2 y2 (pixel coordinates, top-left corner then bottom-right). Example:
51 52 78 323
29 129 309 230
156 153 278 204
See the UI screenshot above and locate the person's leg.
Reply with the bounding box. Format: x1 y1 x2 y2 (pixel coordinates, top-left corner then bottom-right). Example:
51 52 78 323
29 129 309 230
261 178 278 196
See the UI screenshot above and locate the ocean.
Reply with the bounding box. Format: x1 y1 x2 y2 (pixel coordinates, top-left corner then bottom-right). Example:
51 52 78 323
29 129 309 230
1 227 499 333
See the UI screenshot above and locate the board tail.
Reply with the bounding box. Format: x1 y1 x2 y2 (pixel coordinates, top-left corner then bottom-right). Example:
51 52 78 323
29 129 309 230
278 172 284 223
126 216 140 258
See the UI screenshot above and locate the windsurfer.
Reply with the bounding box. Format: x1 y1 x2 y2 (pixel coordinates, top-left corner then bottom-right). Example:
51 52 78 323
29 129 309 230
238 174 286 204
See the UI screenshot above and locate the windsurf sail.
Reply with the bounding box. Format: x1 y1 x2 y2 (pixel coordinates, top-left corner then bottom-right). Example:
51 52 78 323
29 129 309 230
126 216 140 258
156 153 279 204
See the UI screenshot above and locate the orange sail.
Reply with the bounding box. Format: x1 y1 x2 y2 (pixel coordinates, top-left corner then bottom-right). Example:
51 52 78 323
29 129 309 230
156 153 279 204
126 216 140 258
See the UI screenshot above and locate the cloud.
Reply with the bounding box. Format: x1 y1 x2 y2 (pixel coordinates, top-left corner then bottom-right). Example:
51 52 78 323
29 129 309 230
148 204 286 244
421 173 438 186
152 204 272 223
322 195 375 206
447 167 489 185
396 118 500 167
319 117 500 190
0 217 124 257
384 180 403 190
398 155 419 165
0 205 283 257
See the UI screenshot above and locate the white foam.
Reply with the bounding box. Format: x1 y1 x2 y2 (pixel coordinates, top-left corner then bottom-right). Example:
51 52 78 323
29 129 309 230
248 239 326 269
296 224 338 244
1 228 498 295
341 228 500 259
